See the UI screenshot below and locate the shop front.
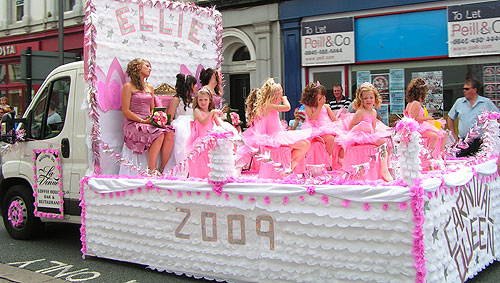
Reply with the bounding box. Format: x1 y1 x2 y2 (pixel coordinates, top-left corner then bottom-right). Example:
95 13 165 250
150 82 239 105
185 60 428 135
0 25 83 116
281 0 500 123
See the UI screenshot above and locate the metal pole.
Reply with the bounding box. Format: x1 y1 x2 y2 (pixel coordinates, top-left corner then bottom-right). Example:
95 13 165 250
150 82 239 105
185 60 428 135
26 47 32 107
58 0 64 66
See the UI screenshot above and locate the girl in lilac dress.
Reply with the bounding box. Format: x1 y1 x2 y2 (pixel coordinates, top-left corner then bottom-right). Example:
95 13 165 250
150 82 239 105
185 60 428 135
243 78 311 171
404 78 446 159
300 82 341 158
121 58 174 173
337 82 393 181
187 89 223 178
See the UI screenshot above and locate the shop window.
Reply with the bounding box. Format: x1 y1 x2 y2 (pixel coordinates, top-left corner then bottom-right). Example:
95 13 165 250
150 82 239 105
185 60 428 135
64 0 75 11
15 0 24 22
351 60 500 114
7 89 23 117
0 65 5 84
232 46 250 61
8 63 21 83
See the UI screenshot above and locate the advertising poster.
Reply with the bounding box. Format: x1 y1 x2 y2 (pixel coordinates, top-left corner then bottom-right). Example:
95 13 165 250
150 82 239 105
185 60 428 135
34 149 63 215
357 71 371 88
377 104 389 126
483 65 500 107
371 74 390 103
411 71 444 115
301 18 355 66
389 69 405 114
448 1 500 57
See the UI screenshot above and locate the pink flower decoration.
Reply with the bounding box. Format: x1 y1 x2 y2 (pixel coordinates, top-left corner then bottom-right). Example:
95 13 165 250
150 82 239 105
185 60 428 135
299 196 305 202
238 195 243 201
186 191 192 196
205 192 211 199
341 199 351 208
249 197 255 202
306 186 316 196
224 193 229 199
283 196 289 205
95 58 127 112
382 203 389 210
398 202 408 211
196 191 201 196
264 196 270 204
321 195 328 204
363 203 371 211
177 191 183 198
166 189 172 195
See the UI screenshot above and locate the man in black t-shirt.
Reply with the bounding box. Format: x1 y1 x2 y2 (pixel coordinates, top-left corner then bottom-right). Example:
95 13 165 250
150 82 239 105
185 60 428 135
328 84 351 111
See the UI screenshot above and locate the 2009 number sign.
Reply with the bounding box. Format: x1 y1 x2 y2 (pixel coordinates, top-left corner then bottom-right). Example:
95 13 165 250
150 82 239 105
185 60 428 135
175 207 275 250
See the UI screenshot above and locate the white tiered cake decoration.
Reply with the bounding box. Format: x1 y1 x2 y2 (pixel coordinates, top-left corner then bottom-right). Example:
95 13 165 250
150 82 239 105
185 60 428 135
208 126 236 182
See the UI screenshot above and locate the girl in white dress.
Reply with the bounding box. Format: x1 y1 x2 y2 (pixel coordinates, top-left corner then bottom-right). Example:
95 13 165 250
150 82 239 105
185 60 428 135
165 74 197 173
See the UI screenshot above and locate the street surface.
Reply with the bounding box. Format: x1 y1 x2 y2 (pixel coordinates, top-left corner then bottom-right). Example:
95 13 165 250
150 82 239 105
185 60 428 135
0 221 499 282
0 222 204 282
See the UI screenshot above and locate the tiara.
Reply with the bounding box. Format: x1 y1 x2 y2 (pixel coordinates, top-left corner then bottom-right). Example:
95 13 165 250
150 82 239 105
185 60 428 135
360 82 374 88
315 81 321 87
419 83 427 88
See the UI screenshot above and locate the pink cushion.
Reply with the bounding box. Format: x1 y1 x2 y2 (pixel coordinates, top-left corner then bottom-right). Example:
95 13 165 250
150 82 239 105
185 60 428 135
342 144 379 180
154 95 174 109
306 141 332 167
259 146 292 179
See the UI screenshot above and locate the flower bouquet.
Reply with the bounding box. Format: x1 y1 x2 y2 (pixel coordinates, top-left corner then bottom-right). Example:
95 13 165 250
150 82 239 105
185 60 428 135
225 108 242 127
151 107 171 128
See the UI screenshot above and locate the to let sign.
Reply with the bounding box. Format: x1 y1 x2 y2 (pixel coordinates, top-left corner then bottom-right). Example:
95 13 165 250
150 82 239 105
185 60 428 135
301 17 355 66
448 1 500 57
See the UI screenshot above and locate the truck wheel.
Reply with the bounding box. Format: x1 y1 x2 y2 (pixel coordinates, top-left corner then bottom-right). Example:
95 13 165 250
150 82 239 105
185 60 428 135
2 185 44 240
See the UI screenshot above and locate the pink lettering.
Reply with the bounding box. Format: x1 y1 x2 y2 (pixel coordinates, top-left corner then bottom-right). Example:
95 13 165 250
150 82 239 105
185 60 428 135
139 5 153 32
159 9 172 35
115 7 135 36
178 13 183 38
188 18 203 45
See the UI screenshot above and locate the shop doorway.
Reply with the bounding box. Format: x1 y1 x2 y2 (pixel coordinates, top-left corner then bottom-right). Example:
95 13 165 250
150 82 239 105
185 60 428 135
229 74 250 127
308 66 346 102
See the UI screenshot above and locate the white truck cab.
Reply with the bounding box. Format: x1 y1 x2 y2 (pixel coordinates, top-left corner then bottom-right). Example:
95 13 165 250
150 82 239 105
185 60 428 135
0 61 87 239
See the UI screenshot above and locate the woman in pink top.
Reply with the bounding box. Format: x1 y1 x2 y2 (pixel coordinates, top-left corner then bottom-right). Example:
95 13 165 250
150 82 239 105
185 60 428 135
121 58 173 173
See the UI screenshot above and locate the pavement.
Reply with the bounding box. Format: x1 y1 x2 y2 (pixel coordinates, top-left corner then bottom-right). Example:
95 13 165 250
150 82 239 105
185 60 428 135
0 263 66 283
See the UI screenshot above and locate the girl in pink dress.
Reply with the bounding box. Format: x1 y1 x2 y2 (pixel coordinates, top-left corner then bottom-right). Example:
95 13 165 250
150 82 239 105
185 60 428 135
404 78 446 159
300 82 341 158
338 82 393 181
187 89 223 178
121 58 174 173
242 78 311 171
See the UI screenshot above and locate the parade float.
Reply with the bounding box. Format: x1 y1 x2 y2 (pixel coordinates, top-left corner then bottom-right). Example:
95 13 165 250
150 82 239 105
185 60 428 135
2 0 498 282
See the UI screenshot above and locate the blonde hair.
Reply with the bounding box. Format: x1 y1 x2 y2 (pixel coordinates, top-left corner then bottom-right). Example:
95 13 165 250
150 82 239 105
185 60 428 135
352 83 382 110
254 78 282 119
245 88 259 123
192 89 215 111
126 58 151 91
